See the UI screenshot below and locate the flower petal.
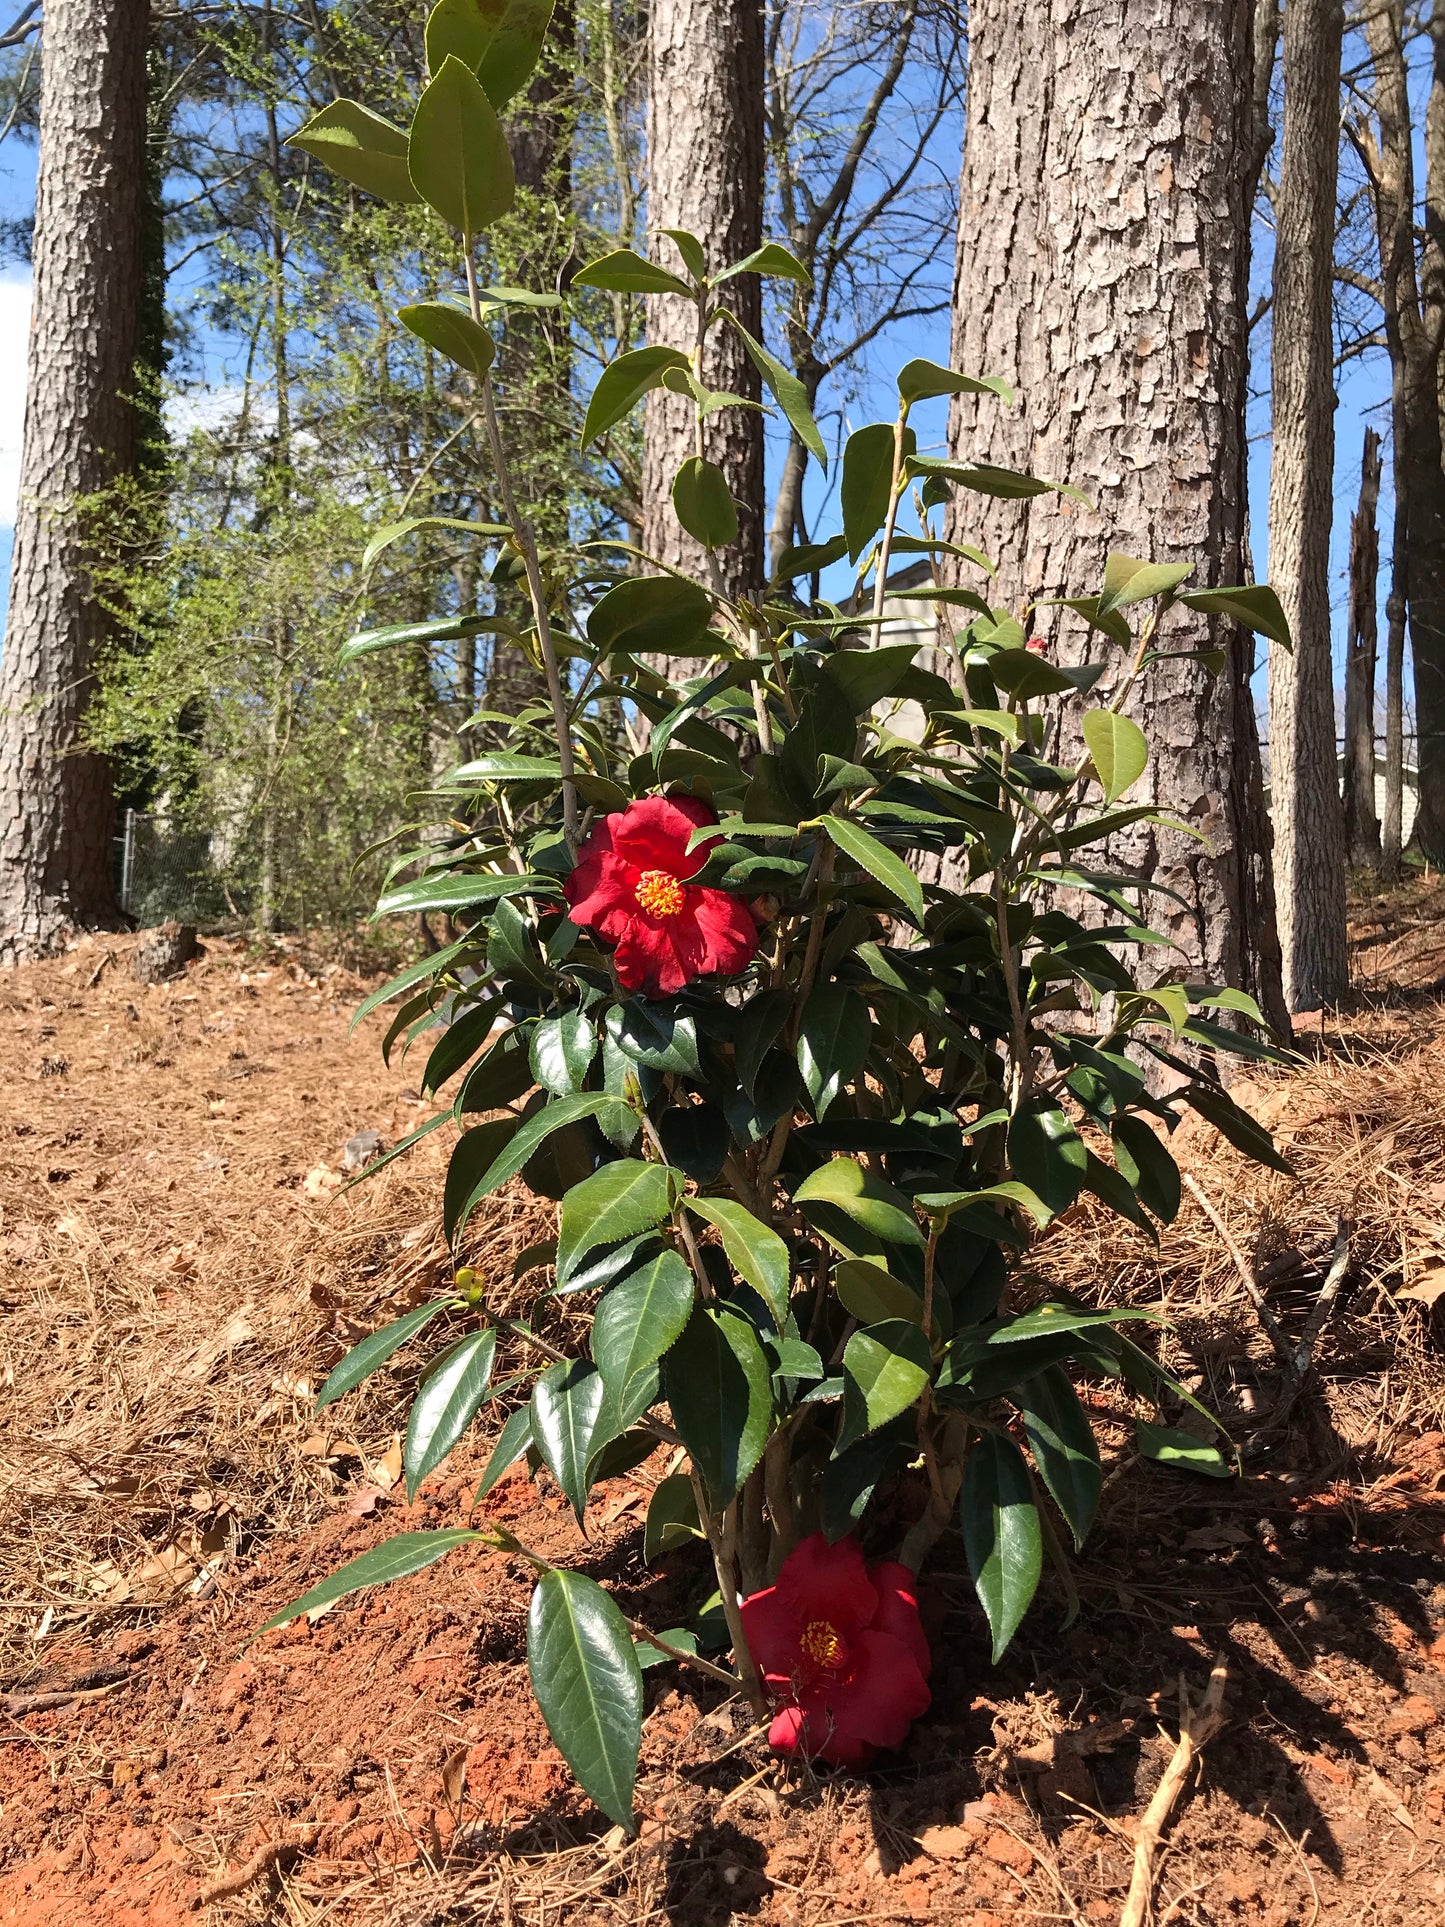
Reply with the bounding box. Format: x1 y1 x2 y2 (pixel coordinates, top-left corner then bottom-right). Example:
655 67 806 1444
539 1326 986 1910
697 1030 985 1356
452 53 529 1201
565 850 641 941
781 1686 874 1768
612 914 701 995
740 1585 802 1685
611 794 717 879
774 1533 878 1638
686 886 761 978
829 1630 931 1754
867 1561 932 1680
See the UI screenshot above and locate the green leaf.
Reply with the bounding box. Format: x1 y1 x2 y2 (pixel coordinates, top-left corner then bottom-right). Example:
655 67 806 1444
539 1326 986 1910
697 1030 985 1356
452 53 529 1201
340 613 515 667
1007 1106 1088 1216
656 1103 729 1183
557 1160 679 1286
1097 553 1194 615
423 996 503 1096
838 1320 932 1451
1111 1115 1182 1223
793 1160 924 1256
773 534 849 583
671 456 739 549
444 1119 517 1241
820 816 926 922
531 1359 608 1522
835 1260 924 1328
823 640 920 712
460 1093 637 1223
684 1197 791 1324
398 301 495 377
362 515 511 572
531 1010 596 1095
1182 1084 1293 1175
315 1299 456 1411
734 986 792 1099
662 1303 774 1505
897 359 1013 405
796 983 870 1120
1136 1419 1234 1479
572 246 695 296
635 1628 700 1670
528 1568 642 1830
1014 1367 1101 1550
593 1248 695 1401
260 1529 484 1632
607 1002 702 1075
842 421 911 562
961 1433 1043 1661
375 870 555 917
285 99 422 204
911 1181 1051 1239
404 1329 497 1499
910 456 1090 504
455 1024 534 1114
644 1474 704 1559
1080 710 1149 806
937 706 1023 746
587 574 715 657
660 227 707 279
1178 583 1291 647
581 345 691 448
719 308 827 466
716 241 812 285
408 55 515 236
425 0 557 109
475 1401 534 1499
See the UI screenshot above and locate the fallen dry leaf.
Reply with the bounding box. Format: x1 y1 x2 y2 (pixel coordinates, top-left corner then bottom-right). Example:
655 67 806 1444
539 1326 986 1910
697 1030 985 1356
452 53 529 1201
441 1746 469 1807
1397 1266 1445 1308
372 1435 404 1491
304 1163 342 1198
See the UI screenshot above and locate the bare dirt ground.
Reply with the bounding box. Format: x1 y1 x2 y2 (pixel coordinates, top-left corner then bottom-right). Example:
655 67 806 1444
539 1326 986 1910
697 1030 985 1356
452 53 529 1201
3 925 1445 1925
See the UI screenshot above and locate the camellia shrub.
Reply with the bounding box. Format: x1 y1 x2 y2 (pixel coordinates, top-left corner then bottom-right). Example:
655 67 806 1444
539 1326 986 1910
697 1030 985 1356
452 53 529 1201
265 3 1293 1827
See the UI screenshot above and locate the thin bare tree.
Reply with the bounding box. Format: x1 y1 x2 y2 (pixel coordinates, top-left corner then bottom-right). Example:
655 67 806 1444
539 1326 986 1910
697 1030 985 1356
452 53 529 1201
1343 425 1384 870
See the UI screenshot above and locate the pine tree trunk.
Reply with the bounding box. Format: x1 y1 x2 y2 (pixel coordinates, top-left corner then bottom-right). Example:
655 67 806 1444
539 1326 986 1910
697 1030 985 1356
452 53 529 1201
0 0 148 963
1266 0 1346 1011
1343 427 1383 872
938 0 1286 1031
642 0 765 601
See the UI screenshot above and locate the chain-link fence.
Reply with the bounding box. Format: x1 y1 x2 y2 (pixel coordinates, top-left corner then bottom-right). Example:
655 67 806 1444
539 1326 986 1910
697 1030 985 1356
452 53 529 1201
116 810 233 927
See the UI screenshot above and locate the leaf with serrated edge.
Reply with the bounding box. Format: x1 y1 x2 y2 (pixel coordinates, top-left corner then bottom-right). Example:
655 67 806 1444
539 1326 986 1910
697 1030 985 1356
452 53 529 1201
316 1299 456 1411
685 1197 790 1323
556 1160 678 1284
592 1248 695 1398
405 1330 497 1499
528 1569 642 1828
961 1433 1042 1661
531 1360 608 1523
259 1530 485 1633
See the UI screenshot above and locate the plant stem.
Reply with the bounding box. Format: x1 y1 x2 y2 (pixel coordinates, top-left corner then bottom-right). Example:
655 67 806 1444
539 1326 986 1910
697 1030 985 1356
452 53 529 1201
628 1619 739 1689
689 1468 769 1720
869 404 911 634
463 247 578 848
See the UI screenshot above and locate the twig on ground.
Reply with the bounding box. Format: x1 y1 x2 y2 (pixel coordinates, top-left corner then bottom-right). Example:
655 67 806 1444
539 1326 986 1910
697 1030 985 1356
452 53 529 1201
189 1825 321 1908
1119 1661 1229 1927
1290 1218 1354 1381
1 1672 131 1718
1181 1174 1292 1364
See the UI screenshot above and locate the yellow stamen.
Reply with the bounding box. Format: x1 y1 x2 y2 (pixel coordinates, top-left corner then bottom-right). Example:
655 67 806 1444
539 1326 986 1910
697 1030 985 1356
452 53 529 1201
799 1619 844 1669
634 869 684 917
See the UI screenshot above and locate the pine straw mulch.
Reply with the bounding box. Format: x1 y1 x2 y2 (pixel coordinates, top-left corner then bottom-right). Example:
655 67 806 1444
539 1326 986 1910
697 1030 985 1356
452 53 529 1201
2 930 1445 1925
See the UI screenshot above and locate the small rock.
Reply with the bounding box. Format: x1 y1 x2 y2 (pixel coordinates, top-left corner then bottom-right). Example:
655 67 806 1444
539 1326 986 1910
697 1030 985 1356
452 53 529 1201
1389 1695 1440 1736
133 923 197 985
917 1824 974 1860
342 1128 384 1172
982 1830 1032 1873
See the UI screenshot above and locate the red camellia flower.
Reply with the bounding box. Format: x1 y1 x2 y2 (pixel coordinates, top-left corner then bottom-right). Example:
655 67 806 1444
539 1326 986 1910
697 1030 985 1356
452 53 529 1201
563 794 759 997
740 1533 932 1767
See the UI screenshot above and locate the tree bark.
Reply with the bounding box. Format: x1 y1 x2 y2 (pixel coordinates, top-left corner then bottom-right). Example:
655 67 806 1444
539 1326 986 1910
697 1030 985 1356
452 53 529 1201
643 0 765 602
0 0 149 963
938 0 1287 1031
1343 426 1383 872
1266 0 1346 1011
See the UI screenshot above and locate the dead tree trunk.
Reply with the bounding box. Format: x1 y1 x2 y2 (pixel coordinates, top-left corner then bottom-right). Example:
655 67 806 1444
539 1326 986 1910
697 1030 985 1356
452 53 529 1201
1266 0 1346 1011
937 0 1287 1031
0 0 149 963
1343 427 1384 872
642 0 765 601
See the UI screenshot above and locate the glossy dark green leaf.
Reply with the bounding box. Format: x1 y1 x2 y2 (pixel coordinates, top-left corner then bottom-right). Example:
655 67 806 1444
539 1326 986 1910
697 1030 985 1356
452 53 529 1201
656 1102 728 1183
460 1093 635 1224
842 421 912 562
1136 1418 1234 1479
528 1568 642 1829
823 1421 914 1540
717 240 812 284
315 1299 456 1411
662 1303 774 1505
593 1251 694 1425
1178 583 1291 647
475 1401 535 1499
285 98 421 203
425 0 556 109
1096 552 1194 615
444 1119 518 1241
556 1159 678 1285
1182 1083 1293 1175
672 456 738 549
374 870 556 917
341 615 516 668
794 1159 924 1256
404 1329 497 1499
834 1259 925 1328
1080 709 1148 806
723 1052 800 1147
823 640 920 713
531 1359 608 1522
530 1010 596 1096
1013 1367 1101 1550
838 1320 932 1451
423 996 501 1096
587 574 715 657
796 983 870 1120
821 816 926 921
660 227 707 278
961 1433 1043 1661
734 986 793 1100
720 308 827 465
1007 1105 1088 1216
455 1023 534 1114
572 246 694 296
408 55 515 235
897 359 1012 405
685 1196 790 1323
398 301 495 376
635 1627 700 1670
260 1529 484 1632
1109 1115 1181 1222
581 345 691 447
772 534 848 583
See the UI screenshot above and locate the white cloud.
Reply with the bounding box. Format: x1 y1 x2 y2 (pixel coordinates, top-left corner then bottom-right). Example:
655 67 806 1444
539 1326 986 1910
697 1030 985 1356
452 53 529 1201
0 273 31 531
